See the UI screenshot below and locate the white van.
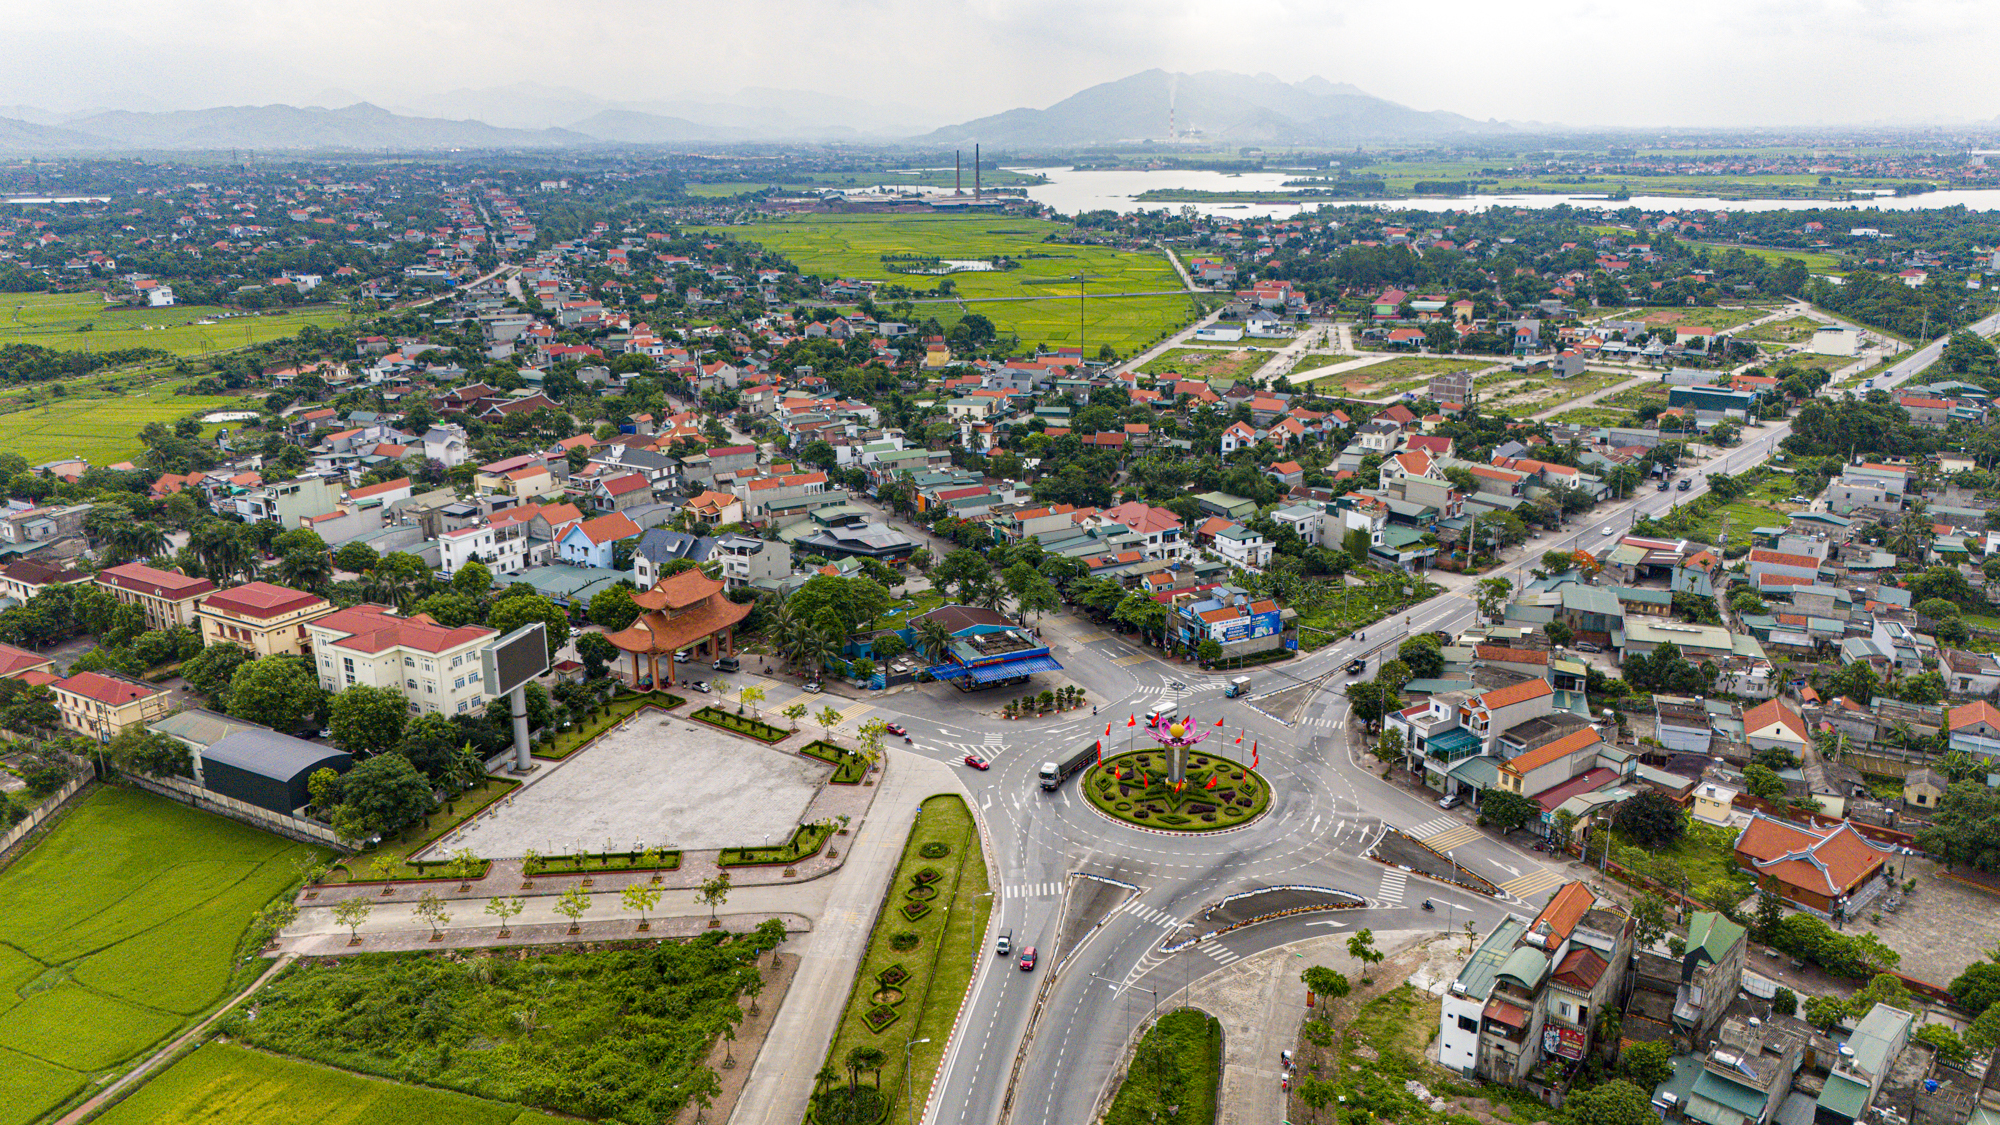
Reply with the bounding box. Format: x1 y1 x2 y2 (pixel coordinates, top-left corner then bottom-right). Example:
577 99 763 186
1146 705 1178 726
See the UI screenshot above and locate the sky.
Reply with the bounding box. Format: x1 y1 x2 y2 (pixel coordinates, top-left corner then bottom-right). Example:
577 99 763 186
2 0 1996 129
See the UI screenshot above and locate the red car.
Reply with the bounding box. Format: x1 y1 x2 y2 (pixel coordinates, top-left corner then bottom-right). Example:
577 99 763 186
963 754 990 770
884 722 907 736
1018 947 1037 971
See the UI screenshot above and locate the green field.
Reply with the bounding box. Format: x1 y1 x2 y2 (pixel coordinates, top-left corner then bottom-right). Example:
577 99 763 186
1136 346 1274 380
815 795 989 1125
1104 1009 1221 1125
0 787 322 1125
93 1043 569 1125
1286 352 1352 377
1735 315 1822 343
1551 406 1640 428
1711 245 1844 272
1483 368 1633 417
699 213 1195 356
0 380 255 465
0 292 348 358
1303 355 1486 398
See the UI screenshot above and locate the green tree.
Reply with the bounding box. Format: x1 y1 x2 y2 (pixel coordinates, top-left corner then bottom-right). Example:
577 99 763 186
1346 928 1384 970
331 896 372 942
1564 1080 1653 1125
1397 634 1444 679
1197 638 1223 666
589 584 640 631
1917 782 2000 871
334 542 378 573
1479 789 1541 834
107 727 192 778
1631 894 1669 949
1771 987 1798 1017
1300 964 1350 1007
452 559 494 596
489 593 570 666
1914 1023 1971 1065
330 685 410 756
1614 788 1687 849
1621 1040 1676 1090
1371 727 1406 765
576 631 619 679
1474 577 1513 622
414 888 451 939
554 886 591 932
1968 1004 2000 1054
1344 680 1399 727
1742 763 1789 803
328 752 433 841
485 895 524 936
227 655 327 733
1947 960 2000 1017
621 881 663 928
699 871 732 921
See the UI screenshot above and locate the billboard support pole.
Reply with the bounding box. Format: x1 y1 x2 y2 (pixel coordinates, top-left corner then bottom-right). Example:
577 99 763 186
511 685 533 773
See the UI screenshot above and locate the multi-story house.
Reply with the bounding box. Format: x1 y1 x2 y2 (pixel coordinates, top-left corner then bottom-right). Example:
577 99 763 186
0 559 89 605
53 670 174 739
96 562 216 630
713 532 791 591
305 604 497 716
196 581 335 657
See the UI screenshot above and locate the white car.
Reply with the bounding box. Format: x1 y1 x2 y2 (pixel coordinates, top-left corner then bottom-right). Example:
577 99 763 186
1600 526 1615 536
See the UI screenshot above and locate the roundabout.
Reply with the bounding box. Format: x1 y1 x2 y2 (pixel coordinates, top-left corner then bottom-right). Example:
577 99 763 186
1081 748 1271 831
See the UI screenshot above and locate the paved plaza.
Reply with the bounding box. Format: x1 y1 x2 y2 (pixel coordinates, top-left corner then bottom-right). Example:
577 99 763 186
442 713 832 857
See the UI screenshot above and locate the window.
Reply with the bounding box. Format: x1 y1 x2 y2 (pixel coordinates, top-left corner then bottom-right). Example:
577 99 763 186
454 677 465 690
457 700 469 713
1458 1016 1479 1034
406 679 417 689
425 683 435 694
467 670 480 684
405 656 416 667
451 655 463 668
342 657 354 671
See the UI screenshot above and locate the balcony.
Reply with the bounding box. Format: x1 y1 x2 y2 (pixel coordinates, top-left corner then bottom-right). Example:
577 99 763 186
1425 727 1483 766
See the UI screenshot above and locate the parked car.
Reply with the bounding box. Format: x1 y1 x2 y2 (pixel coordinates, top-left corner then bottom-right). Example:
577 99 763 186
673 652 690 663
801 681 823 694
713 656 740 673
1345 658 1367 675
688 681 711 693
964 754 990 771
1018 947 1037 972
884 722 907 736
1574 642 1603 653
1438 794 1464 810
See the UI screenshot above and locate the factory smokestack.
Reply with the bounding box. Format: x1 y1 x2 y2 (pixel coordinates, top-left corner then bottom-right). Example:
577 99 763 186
955 150 962 195
975 144 981 199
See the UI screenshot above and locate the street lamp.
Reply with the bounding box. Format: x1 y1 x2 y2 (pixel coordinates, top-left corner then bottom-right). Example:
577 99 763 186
902 1037 932 1125
1175 922 1198 1006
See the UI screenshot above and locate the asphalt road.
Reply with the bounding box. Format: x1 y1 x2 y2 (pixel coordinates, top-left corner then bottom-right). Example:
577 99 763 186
798 313 1979 1125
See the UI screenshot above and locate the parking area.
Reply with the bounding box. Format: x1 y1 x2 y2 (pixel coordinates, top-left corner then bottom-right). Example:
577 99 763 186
441 713 832 858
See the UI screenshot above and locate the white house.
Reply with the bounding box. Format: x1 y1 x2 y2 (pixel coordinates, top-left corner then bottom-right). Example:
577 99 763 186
305 604 497 716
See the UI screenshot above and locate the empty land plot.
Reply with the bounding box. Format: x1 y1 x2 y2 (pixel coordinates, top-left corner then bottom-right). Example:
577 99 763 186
1136 347 1272 380
1305 356 1483 397
1597 383 1672 412
1637 306 1767 332
1484 368 1631 415
439 714 830 858
1286 352 1359 377
0 292 347 358
1735 316 1821 343
1551 405 1639 427
92 1042 567 1125
0 787 322 1125
698 213 1194 355
0 385 254 465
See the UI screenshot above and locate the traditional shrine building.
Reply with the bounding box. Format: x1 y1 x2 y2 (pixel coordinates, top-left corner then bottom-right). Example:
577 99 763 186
606 569 752 688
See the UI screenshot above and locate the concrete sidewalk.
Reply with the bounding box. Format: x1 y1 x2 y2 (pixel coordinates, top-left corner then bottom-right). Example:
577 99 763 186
730 749 972 1125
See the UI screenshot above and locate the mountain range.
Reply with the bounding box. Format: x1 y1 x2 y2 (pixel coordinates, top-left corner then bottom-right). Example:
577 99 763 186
0 71 1509 153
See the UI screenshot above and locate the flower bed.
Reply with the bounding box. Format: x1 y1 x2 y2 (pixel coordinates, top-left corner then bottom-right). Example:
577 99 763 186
527 850 683 878
690 706 790 744
717 820 834 867
799 739 869 784
1081 750 1271 832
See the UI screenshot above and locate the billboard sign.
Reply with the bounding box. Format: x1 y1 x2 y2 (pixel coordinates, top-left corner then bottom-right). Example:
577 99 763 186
482 622 549 697
1214 610 1281 645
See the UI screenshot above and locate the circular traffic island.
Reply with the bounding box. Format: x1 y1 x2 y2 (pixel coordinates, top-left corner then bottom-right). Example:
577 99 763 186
1082 750 1270 832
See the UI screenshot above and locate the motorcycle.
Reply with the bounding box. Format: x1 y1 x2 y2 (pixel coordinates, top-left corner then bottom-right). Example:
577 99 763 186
1421 899 1435 912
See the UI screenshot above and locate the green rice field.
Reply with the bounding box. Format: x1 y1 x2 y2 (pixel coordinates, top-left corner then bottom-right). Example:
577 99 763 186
0 788 323 1125
92 1043 569 1125
0 380 254 465
0 292 348 358
700 213 1196 355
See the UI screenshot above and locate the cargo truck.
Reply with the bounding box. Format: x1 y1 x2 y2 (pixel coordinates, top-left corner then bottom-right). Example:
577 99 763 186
1039 740 1099 791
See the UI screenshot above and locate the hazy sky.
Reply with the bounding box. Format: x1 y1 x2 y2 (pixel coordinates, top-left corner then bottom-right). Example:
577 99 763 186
3 0 1995 128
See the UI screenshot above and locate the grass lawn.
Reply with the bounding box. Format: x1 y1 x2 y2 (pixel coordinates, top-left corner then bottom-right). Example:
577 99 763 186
0 787 324 1125
92 1042 568 1125
0 292 349 358
1644 469 1803 544
1483 368 1632 416
697 213 1195 356
1105 1008 1221 1125
1136 347 1275 380
1289 985 1451 1125
218 930 780 1123
1754 351 1854 377
0 377 257 465
814 795 989 1125
1286 352 1354 376
1598 382 1672 412
1709 245 1844 272
1303 356 1485 397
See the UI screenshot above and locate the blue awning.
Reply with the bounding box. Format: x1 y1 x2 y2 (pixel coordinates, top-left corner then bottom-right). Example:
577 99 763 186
929 655 1065 684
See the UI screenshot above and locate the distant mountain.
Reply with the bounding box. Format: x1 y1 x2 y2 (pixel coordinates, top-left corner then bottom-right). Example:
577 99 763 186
568 110 726 145
401 82 936 138
0 115 112 152
58 103 593 151
923 69 1509 147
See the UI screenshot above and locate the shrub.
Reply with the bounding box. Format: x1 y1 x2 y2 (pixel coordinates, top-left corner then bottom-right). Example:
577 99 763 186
918 841 949 859
912 866 942 884
889 931 920 952
877 964 909 986
817 1083 886 1125
899 901 931 921
859 1005 900 1034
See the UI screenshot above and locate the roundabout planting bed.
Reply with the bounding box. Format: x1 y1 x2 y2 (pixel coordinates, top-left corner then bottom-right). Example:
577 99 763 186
1082 750 1270 832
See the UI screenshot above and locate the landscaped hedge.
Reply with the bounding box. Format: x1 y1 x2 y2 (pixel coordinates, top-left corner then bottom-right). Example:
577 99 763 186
536 695 686 761
800 740 869 784
690 706 790 744
718 820 834 867
528 849 683 877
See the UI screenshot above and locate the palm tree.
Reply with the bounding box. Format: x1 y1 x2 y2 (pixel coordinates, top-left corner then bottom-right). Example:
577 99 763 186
277 549 334 593
915 618 955 664
969 580 1010 615
792 626 839 681
1891 500 1933 561
766 602 802 671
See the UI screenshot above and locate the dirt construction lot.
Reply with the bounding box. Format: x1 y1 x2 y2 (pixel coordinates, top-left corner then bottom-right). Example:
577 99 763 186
437 714 831 858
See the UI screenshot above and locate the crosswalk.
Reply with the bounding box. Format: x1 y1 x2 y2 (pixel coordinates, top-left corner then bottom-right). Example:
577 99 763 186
1501 869 1568 901
1300 715 1346 731
1377 867 1409 905
1409 814 1483 853
1197 940 1242 966
1003 881 1064 900
1119 901 1182 930
1072 630 1109 644
1112 653 1154 667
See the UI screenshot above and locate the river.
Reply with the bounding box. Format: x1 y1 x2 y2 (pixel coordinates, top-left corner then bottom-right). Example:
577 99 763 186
1012 166 2000 219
